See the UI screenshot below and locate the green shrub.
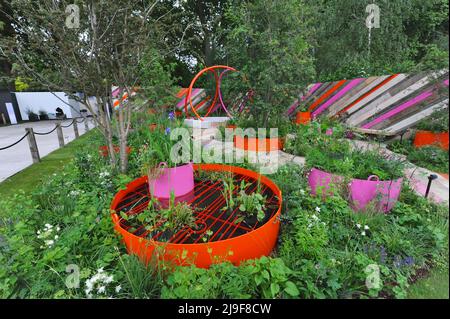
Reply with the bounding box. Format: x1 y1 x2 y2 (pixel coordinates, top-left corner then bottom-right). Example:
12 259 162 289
388 140 449 173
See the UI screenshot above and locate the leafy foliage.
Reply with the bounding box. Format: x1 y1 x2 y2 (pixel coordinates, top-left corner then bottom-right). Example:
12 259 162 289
223 0 316 126
388 140 449 173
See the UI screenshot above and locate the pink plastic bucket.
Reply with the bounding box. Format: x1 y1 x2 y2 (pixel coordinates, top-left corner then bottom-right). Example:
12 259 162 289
309 168 403 213
308 168 344 196
148 162 194 199
349 175 403 213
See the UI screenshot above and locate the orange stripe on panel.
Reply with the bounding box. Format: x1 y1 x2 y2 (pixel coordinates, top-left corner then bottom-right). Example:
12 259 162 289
336 74 400 116
176 88 188 98
307 80 347 112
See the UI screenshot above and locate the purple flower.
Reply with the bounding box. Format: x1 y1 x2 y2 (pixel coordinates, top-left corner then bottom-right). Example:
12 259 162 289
165 127 171 135
380 246 387 264
168 112 175 120
404 256 414 266
345 130 355 140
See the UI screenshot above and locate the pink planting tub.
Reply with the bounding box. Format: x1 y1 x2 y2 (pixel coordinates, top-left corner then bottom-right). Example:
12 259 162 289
148 162 194 199
308 168 344 197
308 168 403 213
349 176 403 213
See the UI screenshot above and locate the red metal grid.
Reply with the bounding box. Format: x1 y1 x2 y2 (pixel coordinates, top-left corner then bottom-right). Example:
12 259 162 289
115 170 280 244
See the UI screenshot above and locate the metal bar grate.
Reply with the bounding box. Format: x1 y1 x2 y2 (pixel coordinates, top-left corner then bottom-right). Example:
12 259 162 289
115 170 280 244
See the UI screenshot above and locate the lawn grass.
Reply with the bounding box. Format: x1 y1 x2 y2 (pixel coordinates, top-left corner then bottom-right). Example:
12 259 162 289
408 266 449 299
0 129 447 299
0 131 95 197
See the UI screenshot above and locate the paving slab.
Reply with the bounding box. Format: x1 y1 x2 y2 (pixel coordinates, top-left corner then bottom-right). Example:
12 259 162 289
0 119 93 182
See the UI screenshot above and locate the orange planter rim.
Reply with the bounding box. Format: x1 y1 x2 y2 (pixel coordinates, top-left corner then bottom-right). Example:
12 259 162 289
295 111 312 124
233 135 284 152
413 130 449 150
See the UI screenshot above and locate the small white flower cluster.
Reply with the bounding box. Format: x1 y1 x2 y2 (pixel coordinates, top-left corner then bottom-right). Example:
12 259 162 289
356 223 370 236
69 190 82 197
99 171 113 188
37 224 60 249
99 171 110 178
307 207 325 229
85 268 121 299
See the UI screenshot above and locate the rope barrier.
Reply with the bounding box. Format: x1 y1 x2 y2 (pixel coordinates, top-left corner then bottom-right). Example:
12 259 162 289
0 132 30 151
34 125 58 136
61 120 75 128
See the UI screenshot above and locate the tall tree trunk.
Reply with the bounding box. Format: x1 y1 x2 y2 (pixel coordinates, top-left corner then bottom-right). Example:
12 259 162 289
117 105 128 173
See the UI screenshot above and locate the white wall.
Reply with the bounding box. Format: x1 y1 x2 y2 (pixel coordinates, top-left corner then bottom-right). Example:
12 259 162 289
14 92 79 120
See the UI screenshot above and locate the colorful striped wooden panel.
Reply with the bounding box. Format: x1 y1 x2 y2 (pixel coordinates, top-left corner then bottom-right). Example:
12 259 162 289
291 70 449 134
174 70 448 134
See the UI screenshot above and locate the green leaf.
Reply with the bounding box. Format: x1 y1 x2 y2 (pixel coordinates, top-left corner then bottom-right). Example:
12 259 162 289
284 281 300 297
270 283 280 297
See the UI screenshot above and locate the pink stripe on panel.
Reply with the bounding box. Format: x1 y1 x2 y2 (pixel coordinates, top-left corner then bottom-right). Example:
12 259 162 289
362 79 449 129
286 83 322 116
312 78 364 117
307 82 323 98
286 100 300 116
176 88 202 108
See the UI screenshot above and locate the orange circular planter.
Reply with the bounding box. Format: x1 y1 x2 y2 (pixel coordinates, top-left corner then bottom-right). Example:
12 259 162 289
295 111 311 125
174 110 183 118
110 164 282 268
149 123 160 131
226 124 237 129
413 130 449 150
99 145 132 157
233 135 284 152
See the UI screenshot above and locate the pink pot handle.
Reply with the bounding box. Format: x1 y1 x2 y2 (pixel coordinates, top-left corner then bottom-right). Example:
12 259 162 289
367 175 380 182
158 162 168 169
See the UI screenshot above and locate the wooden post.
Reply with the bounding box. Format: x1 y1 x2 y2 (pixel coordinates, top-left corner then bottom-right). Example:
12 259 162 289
73 119 79 138
1 113 6 125
56 122 64 147
26 128 40 163
84 118 89 132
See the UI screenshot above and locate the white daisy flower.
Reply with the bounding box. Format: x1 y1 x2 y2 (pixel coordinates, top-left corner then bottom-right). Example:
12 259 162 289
315 207 321 213
356 224 361 229
85 280 93 290
361 231 366 236
364 225 369 230
115 285 122 293
97 286 106 294
105 275 114 284
45 240 54 246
